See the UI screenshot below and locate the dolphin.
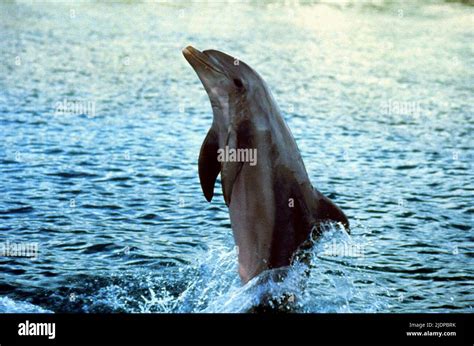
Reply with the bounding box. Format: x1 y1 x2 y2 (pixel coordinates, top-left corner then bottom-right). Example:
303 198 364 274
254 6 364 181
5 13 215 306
182 46 349 284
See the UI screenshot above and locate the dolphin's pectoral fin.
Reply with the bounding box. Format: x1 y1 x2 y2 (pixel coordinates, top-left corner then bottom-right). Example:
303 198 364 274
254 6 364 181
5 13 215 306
220 120 254 206
221 161 243 206
221 129 242 206
315 194 350 232
198 128 221 202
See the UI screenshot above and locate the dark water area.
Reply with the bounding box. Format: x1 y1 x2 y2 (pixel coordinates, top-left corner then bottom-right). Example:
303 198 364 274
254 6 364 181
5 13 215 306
0 1 473 312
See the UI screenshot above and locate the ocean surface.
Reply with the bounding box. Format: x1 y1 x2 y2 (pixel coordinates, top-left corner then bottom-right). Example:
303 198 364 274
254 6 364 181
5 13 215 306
0 1 473 313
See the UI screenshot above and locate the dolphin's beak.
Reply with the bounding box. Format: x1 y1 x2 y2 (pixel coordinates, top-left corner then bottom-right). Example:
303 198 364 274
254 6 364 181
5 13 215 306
182 46 225 75
182 45 201 60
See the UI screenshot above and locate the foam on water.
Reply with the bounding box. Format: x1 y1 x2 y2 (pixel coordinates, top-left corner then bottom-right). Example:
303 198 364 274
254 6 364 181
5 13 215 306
71 223 387 313
0 296 52 313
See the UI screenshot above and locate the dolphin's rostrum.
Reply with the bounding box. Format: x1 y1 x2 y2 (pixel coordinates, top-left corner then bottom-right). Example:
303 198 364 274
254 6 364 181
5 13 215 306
183 46 349 284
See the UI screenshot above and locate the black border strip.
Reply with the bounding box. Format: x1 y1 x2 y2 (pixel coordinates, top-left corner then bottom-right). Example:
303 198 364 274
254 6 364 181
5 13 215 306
0 313 472 345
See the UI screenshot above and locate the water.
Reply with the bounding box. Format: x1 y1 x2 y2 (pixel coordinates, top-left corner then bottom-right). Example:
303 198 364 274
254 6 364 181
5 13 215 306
0 1 473 313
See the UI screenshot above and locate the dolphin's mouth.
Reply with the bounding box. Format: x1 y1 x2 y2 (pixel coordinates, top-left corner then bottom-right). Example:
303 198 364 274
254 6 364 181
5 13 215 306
182 46 225 75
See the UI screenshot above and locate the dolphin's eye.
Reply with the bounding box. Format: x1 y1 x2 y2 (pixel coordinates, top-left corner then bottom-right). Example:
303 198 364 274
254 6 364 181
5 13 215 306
233 78 244 89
